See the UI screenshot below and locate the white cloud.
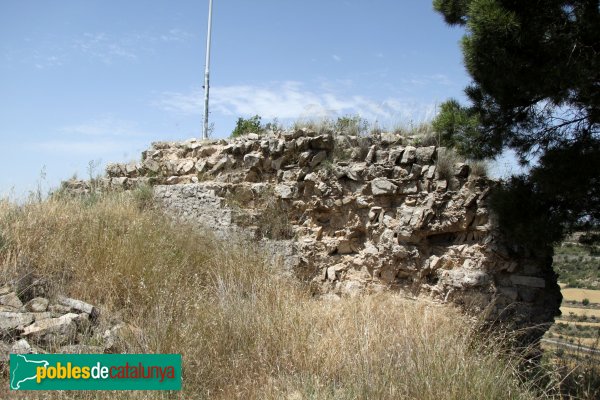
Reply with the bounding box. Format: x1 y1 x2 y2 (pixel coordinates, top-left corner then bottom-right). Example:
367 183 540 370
160 28 194 42
33 117 151 156
73 33 138 64
5 28 194 68
36 140 129 155
156 81 438 124
401 73 454 87
60 117 147 137
332 54 342 62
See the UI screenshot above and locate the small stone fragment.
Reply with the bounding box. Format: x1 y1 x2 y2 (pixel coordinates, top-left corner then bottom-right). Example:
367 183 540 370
0 292 23 309
25 297 49 313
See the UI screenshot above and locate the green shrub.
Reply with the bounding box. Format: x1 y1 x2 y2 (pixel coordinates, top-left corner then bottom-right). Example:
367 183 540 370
431 99 485 157
582 298 590 306
334 115 369 136
231 115 263 138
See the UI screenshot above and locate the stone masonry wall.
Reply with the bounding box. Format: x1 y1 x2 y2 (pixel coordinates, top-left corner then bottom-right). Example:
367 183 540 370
66 128 562 343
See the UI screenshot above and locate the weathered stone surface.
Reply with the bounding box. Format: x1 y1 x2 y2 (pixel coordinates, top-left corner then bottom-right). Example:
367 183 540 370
400 146 417 164
48 304 72 315
309 135 334 151
0 291 113 357
59 344 104 354
398 181 418 195
310 151 328 168
65 129 561 348
0 312 34 330
371 179 397 196
32 312 53 321
415 146 436 163
275 184 294 200
0 285 11 296
22 313 78 345
243 152 264 169
143 158 161 173
25 297 49 313
57 296 99 319
0 292 23 309
125 162 139 177
105 163 124 177
22 313 78 335
11 339 32 355
111 177 128 187
177 159 195 175
103 324 142 353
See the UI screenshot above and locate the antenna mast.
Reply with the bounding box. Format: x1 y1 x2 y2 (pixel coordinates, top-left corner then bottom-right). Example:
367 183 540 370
202 0 214 140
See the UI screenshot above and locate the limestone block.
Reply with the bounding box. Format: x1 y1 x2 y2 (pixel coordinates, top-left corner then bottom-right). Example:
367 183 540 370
57 296 99 319
371 178 397 196
25 297 49 313
398 181 418 195
143 158 160 173
400 146 417 164
275 184 295 200
11 339 32 355
415 146 436 164
0 292 23 309
310 151 328 168
298 151 312 167
309 134 334 151
388 148 404 164
365 145 376 164
0 312 34 330
243 152 264 169
177 159 195 175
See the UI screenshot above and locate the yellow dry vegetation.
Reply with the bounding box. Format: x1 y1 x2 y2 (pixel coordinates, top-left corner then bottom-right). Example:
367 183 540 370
561 306 600 319
0 192 546 400
561 288 600 303
555 319 600 327
551 334 600 348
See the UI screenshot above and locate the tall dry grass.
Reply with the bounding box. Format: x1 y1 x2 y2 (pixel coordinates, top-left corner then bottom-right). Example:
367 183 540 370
0 192 545 399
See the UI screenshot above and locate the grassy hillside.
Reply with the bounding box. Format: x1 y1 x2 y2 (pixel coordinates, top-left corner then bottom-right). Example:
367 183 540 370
0 190 591 399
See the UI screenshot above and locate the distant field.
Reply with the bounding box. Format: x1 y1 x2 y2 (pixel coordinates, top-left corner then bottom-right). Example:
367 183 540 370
550 334 600 348
561 288 600 303
555 319 600 327
554 243 600 290
561 306 600 319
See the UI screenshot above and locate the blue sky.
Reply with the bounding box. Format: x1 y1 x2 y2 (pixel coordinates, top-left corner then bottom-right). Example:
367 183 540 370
1 0 474 197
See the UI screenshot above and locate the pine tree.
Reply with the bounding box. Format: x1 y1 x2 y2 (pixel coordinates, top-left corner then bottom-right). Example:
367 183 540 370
433 0 599 245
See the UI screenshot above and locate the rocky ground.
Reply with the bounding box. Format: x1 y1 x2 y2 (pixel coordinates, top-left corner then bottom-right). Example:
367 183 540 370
0 279 138 362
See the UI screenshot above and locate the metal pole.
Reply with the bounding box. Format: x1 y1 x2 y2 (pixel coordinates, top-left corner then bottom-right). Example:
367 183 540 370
202 0 213 140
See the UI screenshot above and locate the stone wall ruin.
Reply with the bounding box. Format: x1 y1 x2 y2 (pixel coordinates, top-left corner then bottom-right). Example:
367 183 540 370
65 129 562 344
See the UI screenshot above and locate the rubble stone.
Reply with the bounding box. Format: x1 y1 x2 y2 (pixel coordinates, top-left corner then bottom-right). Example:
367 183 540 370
59 129 561 347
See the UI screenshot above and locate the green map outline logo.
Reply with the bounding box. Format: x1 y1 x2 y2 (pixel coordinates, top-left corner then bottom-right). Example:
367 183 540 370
11 354 50 390
9 353 182 391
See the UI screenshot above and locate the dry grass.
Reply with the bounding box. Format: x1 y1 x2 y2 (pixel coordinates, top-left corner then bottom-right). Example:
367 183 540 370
554 320 600 327
468 159 489 178
561 307 600 319
435 147 462 181
0 192 547 399
561 288 600 304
